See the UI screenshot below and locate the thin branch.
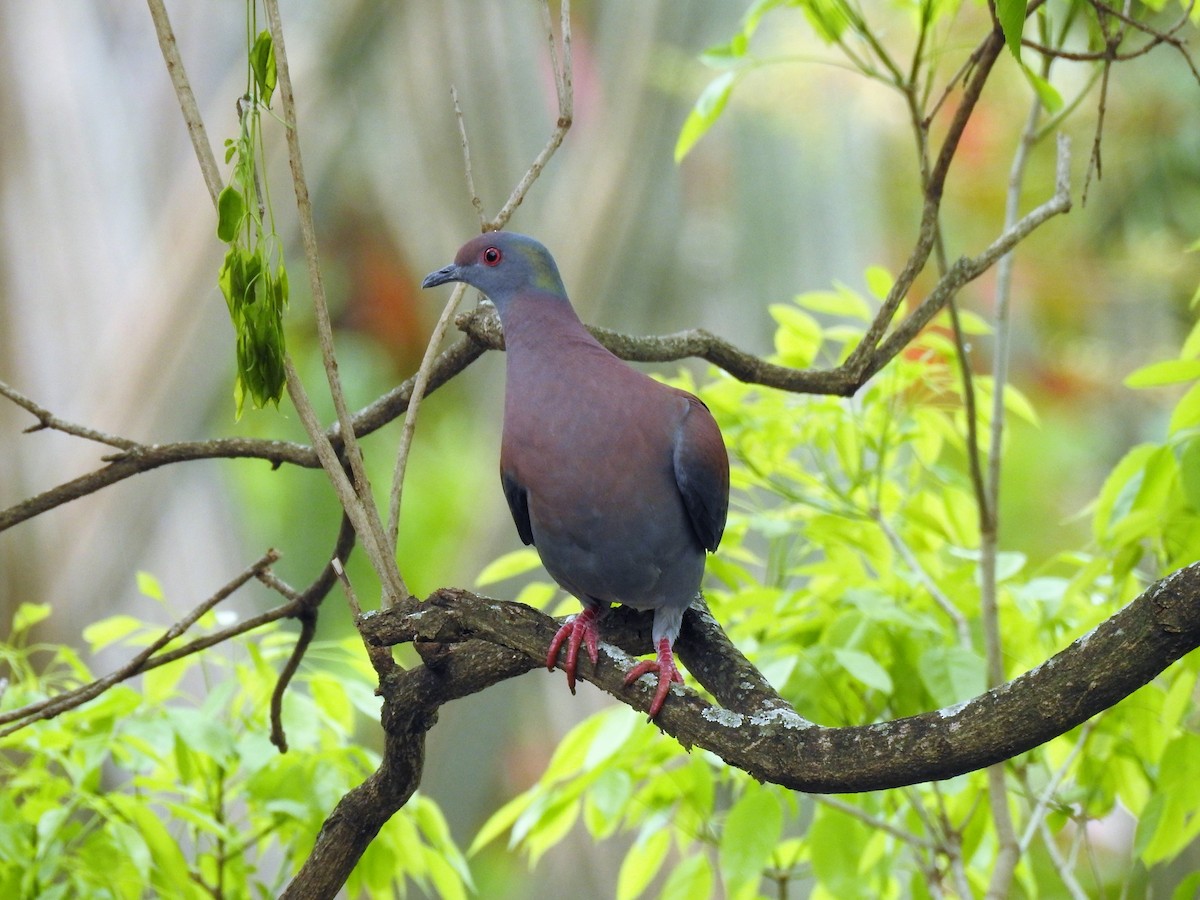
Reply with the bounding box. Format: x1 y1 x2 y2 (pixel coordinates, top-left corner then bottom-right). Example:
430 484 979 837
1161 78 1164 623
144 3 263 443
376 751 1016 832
283 360 408 603
146 0 223 206
333 556 395 680
0 550 280 736
872 509 972 647
488 0 573 229
263 0 404 605
0 379 140 451
982 93 1053 900
265 513 358 752
845 27 1007 378
1019 719 1096 853
451 85 485 227
812 794 937 850
386 284 468 550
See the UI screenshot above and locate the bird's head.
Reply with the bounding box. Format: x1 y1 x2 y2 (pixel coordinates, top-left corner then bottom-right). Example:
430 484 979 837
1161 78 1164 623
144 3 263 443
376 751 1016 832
421 232 567 308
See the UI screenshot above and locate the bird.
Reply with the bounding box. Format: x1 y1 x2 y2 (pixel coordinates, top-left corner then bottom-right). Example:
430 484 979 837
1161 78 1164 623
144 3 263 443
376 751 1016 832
422 232 729 719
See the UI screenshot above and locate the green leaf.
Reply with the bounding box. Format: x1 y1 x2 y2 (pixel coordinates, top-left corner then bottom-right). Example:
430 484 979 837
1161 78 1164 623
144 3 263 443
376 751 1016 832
832 648 893 693
216 185 247 243
1177 438 1200 512
12 602 52 635
524 796 579 867
1093 443 1156 542
136 570 166 603
249 30 277 106
719 784 783 894
475 548 543 586
1022 64 1062 112
81 615 145 653
617 826 670 900
864 266 893 301
468 790 536 856
1173 872 1200 900
1180 318 1200 359
583 769 632 840
660 853 713 900
794 288 871 322
996 0 1028 58
1003 383 1039 426
742 0 786 38
770 304 823 367
1124 358 1200 389
809 805 869 894
953 308 995 335
675 70 737 163
919 645 985 707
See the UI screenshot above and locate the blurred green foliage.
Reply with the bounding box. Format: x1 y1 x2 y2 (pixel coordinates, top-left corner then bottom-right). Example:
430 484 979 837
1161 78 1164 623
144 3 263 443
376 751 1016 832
0 585 471 899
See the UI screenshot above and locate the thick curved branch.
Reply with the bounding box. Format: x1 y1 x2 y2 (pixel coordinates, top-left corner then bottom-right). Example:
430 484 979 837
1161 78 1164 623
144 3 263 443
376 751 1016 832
280 640 531 899
359 560 1200 794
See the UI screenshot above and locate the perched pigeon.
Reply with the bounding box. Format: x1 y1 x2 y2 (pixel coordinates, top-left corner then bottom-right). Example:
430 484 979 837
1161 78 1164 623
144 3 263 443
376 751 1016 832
422 232 729 718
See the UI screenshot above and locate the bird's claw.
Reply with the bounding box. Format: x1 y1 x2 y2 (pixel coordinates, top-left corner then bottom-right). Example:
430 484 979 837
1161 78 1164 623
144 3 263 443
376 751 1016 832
623 637 682 719
546 607 602 694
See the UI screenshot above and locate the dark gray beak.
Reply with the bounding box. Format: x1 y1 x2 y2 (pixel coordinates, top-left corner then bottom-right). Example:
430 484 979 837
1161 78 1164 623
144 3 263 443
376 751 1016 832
421 264 461 289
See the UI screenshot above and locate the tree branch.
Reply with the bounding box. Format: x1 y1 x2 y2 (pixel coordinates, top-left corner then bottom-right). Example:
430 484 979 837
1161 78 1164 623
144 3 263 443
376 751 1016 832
146 0 223 206
357 561 1200 794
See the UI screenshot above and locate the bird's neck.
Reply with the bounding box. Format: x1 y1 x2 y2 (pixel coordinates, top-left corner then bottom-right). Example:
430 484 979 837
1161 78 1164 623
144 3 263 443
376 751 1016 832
496 292 602 357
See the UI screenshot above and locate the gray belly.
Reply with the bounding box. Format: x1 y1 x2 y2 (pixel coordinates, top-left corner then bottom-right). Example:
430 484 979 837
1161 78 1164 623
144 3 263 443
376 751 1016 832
529 502 705 611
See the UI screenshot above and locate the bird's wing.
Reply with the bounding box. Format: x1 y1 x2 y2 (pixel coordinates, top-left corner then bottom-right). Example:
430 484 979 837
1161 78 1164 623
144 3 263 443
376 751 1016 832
500 467 535 546
672 395 730 552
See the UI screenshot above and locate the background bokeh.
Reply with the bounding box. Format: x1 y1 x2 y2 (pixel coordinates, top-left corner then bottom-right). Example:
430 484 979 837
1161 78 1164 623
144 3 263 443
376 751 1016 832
1 1 1197 895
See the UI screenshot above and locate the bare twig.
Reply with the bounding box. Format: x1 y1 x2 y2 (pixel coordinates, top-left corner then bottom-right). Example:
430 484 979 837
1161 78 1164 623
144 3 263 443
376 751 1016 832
386 284 468 550
812 795 937 850
980 92 1056 900
283 361 408 604
264 513 360 752
0 379 140 451
845 27 1007 378
332 556 395 679
1019 719 1097 852
488 0 573 229
146 0 223 206
451 85 485 227
263 0 404 607
386 0 575 559
872 509 972 647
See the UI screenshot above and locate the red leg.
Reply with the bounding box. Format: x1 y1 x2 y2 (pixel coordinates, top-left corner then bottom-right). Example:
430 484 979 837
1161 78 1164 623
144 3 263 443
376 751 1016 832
546 606 603 694
623 637 684 719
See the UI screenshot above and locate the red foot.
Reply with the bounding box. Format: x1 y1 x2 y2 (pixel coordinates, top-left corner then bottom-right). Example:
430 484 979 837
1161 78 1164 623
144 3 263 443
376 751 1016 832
546 606 602 694
623 637 684 719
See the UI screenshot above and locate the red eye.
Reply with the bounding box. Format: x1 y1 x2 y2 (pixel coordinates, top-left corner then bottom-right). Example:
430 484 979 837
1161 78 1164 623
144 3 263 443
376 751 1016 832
483 247 502 266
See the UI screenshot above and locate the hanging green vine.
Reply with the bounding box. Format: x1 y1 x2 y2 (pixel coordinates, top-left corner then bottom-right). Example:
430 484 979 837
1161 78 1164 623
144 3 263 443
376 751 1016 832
216 9 287 417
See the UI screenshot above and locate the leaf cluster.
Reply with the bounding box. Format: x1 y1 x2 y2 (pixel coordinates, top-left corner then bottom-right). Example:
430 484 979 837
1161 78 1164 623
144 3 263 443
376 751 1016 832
0 592 471 900
216 23 288 417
